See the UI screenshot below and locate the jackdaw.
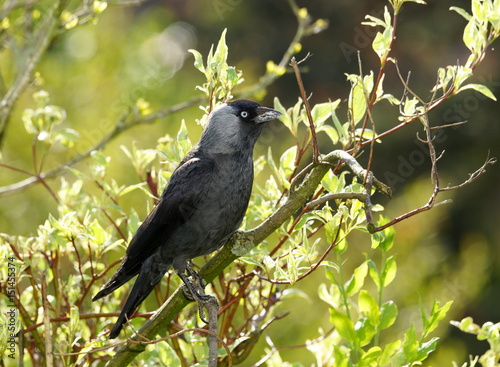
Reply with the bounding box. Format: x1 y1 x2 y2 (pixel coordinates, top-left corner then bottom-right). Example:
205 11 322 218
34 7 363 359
92 99 281 338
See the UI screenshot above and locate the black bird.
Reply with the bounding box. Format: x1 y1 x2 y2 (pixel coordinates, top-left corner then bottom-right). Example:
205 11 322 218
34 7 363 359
92 100 281 338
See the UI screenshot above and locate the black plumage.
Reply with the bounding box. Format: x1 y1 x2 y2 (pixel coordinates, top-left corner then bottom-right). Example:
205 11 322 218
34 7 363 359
92 100 281 338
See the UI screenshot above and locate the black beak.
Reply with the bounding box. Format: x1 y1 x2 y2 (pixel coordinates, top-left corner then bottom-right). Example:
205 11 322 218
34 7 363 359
254 107 282 124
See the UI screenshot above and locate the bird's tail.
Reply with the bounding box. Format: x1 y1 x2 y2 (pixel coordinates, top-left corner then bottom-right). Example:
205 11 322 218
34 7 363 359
92 259 140 302
108 255 172 339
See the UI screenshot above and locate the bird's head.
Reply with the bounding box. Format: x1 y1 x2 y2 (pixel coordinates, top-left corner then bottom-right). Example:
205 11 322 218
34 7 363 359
200 100 281 155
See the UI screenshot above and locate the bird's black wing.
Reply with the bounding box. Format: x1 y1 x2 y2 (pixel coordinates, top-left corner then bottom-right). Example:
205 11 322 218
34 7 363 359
93 154 214 300
127 155 214 261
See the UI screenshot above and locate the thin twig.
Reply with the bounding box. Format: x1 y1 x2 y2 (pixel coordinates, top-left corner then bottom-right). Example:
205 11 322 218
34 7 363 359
0 3 58 141
251 216 343 285
41 273 54 367
289 54 320 164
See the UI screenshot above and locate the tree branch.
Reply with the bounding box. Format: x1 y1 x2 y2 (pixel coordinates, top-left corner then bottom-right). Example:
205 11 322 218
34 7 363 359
104 149 389 366
0 3 58 142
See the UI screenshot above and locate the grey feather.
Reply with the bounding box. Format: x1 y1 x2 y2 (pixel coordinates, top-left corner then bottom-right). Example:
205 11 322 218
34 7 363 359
92 99 281 338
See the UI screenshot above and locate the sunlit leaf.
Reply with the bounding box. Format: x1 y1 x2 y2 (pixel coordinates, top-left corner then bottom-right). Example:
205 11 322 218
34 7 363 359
317 124 339 145
380 340 402 365
368 259 380 289
55 128 80 148
373 25 393 61
403 324 419 361
450 6 472 21
309 102 333 127
423 300 453 337
382 255 397 286
380 301 398 329
358 290 380 324
274 97 293 134
355 317 376 347
416 337 439 361
321 169 338 193
456 83 497 101
345 261 368 297
359 346 382 363
330 307 357 343
280 146 297 177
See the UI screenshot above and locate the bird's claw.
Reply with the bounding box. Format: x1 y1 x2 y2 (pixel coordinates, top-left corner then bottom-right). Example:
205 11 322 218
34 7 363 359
178 266 218 324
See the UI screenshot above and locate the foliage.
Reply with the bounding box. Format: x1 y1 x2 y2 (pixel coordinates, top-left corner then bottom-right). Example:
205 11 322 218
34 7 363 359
451 318 500 367
0 0 498 366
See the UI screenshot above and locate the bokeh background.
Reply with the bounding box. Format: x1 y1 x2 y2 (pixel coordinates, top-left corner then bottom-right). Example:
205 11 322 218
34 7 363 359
1 0 498 365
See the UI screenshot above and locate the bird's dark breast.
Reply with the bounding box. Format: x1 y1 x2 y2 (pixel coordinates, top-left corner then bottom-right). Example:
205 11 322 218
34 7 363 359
164 152 253 261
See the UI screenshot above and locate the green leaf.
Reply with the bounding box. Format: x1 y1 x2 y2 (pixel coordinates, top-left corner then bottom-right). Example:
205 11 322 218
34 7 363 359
22 109 36 134
347 74 367 125
267 147 287 190
416 337 439 361
321 169 339 193
318 283 341 308
403 324 419 361
471 0 486 21
213 28 228 69
402 97 419 117
345 261 368 297
273 97 293 134
118 183 145 198
451 316 480 334
359 346 382 364
156 340 182 366
295 212 323 231
127 208 141 237
317 124 339 145
280 146 297 177
457 83 497 100
68 305 80 335
93 0 107 13
354 128 378 141
291 98 303 134
382 255 397 287
371 219 395 250
367 259 380 289
463 18 477 52
176 120 192 158
358 290 380 324
379 340 402 365
329 99 346 143
287 247 298 285
423 300 453 337
55 128 80 148
450 6 472 21
355 317 376 347
330 308 357 344
309 102 333 127
380 301 398 329
238 256 264 269
363 14 386 28
226 66 239 85
373 25 393 61
336 171 348 193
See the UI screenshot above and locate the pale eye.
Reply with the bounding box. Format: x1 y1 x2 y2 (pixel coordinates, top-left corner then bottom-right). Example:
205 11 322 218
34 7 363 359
240 111 249 118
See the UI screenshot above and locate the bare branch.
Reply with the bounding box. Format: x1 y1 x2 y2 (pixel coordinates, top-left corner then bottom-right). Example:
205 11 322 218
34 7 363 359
0 4 58 140
289 54 321 164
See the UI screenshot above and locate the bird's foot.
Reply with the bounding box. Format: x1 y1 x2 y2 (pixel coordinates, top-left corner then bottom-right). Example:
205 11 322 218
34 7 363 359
186 261 206 290
178 267 217 324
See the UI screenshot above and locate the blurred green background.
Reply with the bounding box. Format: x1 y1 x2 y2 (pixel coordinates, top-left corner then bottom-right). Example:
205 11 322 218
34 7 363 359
1 0 498 365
